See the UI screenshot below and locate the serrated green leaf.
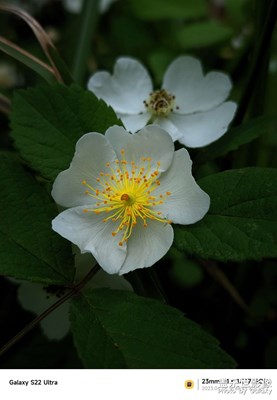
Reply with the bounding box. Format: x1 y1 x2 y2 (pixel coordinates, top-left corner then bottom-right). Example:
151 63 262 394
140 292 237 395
177 20 233 49
128 0 207 20
195 116 277 164
10 84 121 181
70 288 236 368
0 154 74 284
174 168 277 261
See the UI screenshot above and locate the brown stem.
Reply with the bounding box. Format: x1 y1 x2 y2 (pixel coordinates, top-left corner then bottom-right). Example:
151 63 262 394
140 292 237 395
0 264 100 358
0 94 11 115
201 260 251 315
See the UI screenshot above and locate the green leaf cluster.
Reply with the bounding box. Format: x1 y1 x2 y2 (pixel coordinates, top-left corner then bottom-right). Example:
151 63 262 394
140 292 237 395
70 289 236 368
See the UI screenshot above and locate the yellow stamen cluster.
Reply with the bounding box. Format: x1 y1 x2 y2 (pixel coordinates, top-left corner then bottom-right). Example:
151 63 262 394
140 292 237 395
143 89 179 117
82 149 172 246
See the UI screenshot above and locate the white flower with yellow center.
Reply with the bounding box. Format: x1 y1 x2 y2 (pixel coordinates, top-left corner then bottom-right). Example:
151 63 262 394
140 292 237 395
88 56 237 148
51 125 210 275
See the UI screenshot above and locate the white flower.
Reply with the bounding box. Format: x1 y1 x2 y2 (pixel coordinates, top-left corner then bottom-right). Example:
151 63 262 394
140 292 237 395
9 252 132 340
63 0 117 14
87 56 237 148
51 125 210 275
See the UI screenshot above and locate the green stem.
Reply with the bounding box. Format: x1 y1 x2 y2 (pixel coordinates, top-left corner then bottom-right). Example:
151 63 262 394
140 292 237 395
234 0 277 125
0 264 100 358
72 0 100 85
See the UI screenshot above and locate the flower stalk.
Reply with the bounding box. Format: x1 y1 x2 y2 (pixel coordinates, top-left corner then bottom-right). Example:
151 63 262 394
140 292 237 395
72 0 100 84
0 264 100 358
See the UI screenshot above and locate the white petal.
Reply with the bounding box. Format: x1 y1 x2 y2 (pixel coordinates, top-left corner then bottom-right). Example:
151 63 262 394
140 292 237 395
63 0 82 13
87 57 153 114
119 219 174 275
105 125 174 173
163 56 233 113
74 250 133 290
17 281 70 340
155 149 210 224
169 101 237 148
52 206 127 274
52 132 117 208
152 116 183 141
118 112 150 133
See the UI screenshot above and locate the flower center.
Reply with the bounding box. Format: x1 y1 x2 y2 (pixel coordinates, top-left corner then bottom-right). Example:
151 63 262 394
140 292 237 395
144 89 177 117
82 149 171 246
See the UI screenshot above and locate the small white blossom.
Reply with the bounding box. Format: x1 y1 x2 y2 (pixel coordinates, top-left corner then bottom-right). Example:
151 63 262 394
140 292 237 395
88 56 237 148
51 125 210 275
9 252 132 340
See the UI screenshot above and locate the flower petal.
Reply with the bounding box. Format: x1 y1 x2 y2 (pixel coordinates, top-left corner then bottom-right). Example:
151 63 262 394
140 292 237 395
152 116 183 141
52 132 117 208
74 250 133 291
87 57 153 114
117 111 151 133
163 56 233 113
155 149 210 224
105 125 174 173
169 101 237 148
52 206 127 274
119 219 174 275
17 281 70 340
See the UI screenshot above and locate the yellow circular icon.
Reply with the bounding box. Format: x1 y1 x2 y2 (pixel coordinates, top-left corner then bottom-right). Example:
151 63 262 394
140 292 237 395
184 380 194 389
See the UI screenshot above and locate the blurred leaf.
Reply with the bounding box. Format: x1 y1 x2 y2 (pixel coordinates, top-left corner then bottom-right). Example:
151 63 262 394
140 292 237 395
148 50 174 85
0 36 56 84
0 154 74 284
70 288 236 368
169 249 204 287
225 0 247 29
174 168 277 262
128 0 208 20
177 20 233 49
195 116 277 164
265 336 277 368
11 84 121 181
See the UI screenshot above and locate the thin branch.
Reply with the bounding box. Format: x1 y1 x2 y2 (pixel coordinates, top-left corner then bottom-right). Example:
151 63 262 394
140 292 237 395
234 0 277 124
0 94 11 115
0 264 100 358
0 3 63 82
201 260 251 315
0 35 54 73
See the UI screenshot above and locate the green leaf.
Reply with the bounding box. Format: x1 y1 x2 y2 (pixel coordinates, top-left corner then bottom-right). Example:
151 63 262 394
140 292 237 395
0 154 74 284
174 168 277 261
195 116 277 164
177 20 233 49
70 288 235 368
128 0 207 20
11 84 121 181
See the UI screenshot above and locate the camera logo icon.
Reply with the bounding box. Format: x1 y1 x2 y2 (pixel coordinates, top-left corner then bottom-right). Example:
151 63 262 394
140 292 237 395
184 380 194 389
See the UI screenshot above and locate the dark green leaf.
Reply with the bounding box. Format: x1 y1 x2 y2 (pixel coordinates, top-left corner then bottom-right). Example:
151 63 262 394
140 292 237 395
195 116 277 164
70 288 236 368
0 154 74 284
11 84 121 181
174 168 277 261
128 0 207 20
177 21 233 49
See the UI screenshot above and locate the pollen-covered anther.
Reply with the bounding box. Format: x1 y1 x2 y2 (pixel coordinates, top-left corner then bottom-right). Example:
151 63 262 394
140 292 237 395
82 154 172 246
144 89 176 117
